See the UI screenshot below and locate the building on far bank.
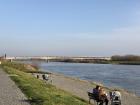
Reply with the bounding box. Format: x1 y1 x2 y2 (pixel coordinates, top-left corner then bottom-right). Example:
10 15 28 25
0 56 5 60
0 56 5 64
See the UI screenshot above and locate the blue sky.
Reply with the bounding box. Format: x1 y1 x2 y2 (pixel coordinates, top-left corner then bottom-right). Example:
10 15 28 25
0 0 140 56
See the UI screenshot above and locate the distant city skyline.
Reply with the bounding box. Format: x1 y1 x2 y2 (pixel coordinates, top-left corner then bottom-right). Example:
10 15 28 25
0 0 140 56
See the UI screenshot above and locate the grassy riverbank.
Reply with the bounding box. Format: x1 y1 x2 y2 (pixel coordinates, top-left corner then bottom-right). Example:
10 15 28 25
0 62 89 105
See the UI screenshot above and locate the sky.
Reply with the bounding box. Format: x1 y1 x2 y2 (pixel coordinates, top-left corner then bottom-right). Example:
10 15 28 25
0 0 140 57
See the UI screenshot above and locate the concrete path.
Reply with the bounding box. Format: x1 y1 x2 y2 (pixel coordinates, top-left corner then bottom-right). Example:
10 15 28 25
0 68 30 105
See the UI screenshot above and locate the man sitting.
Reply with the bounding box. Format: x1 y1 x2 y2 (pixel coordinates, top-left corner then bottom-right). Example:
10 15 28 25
93 85 100 94
92 85 101 101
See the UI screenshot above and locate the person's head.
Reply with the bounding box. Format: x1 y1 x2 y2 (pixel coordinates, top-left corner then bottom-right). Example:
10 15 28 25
100 88 104 91
100 88 107 95
95 85 101 90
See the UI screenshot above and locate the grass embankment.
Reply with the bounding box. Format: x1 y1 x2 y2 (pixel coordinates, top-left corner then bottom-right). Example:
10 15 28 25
1 62 89 105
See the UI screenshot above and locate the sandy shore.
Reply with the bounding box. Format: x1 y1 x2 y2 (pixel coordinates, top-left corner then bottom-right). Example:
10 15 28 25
48 72 140 105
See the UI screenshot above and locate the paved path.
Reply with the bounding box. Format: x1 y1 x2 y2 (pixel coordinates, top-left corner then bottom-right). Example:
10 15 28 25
0 68 30 105
51 73 140 105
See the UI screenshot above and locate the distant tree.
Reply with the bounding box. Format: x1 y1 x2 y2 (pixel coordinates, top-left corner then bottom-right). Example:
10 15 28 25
111 55 140 61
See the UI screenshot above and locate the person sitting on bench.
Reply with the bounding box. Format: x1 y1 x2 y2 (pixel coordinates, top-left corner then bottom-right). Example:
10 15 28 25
93 85 101 94
93 85 101 101
99 88 109 105
42 74 49 81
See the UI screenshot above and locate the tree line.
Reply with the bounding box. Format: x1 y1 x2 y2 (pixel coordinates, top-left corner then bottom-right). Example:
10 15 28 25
111 55 140 61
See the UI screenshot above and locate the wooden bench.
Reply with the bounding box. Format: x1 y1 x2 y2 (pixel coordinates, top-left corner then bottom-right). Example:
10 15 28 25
87 92 100 105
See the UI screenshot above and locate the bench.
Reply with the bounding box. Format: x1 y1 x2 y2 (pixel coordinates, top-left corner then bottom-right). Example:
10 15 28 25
31 73 52 83
87 92 100 105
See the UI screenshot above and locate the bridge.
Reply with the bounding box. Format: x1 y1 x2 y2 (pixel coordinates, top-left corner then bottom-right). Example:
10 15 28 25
6 56 111 61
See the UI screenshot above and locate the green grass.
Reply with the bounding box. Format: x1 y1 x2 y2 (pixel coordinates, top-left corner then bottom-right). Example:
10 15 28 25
1 61 36 72
1 62 89 105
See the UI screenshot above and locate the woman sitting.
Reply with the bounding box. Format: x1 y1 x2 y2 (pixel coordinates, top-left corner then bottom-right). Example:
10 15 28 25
99 88 109 105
